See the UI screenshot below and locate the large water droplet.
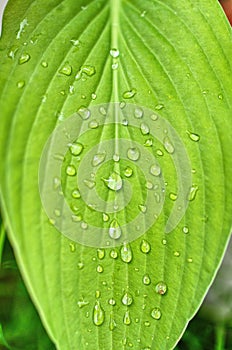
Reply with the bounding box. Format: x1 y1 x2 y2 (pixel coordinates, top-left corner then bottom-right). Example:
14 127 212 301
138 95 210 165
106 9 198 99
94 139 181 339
110 48 120 58
81 64 96 76
109 219 122 240
120 242 133 263
66 165 76 176
187 131 200 142
127 148 140 161
77 106 91 120
150 164 161 176
18 53 30 64
155 281 167 295
123 311 131 325
140 239 151 254
103 172 123 191
151 307 162 320
69 142 83 156
92 152 106 166
140 123 150 135
164 136 175 154
121 292 133 306
188 185 199 201
97 249 105 260
143 274 151 285
59 63 72 76
123 89 137 99
93 301 105 326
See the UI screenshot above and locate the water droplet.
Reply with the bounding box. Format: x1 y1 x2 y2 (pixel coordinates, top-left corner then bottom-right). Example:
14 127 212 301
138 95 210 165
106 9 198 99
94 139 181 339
140 239 151 254
124 167 133 177
122 292 133 306
18 53 30 64
174 251 180 257
96 264 104 273
77 299 89 308
123 89 137 99
72 214 82 222
113 154 120 162
134 107 143 118
77 262 84 270
169 192 177 201
164 136 175 154
140 123 150 135
109 312 117 331
81 65 96 76
102 213 109 222
155 282 167 295
110 249 118 259
8 45 18 59
187 258 193 263
188 185 198 201
120 242 133 263
92 152 106 166
108 298 116 306
138 204 147 213
150 164 161 176
95 290 101 298
145 181 153 190
123 311 131 325
17 80 25 89
66 165 76 176
91 92 97 100
127 148 140 161
182 226 189 234
93 301 105 326
150 114 159 121
89 120 99 129
103 172 123 191
151 307 162 320
81 221 88 230
218 93 223 100
69 242 76 252
70 38 80 47
144 139 153 147
162 239 167 245
77 106 91 120
41 61 48 68
187 131 200 142
59 63 72 76
99 106 107 115
97 249 105 260
110 48 120 58
144 321 150 327
69 142 83 156
143 274 151 285
156 149 164 156
112 62 119 70
109 219 122 239
72 189 81 199
155 103 164 110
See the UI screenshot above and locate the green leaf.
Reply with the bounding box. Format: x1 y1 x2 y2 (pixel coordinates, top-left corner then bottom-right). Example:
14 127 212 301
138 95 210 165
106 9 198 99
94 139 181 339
0 0 232 349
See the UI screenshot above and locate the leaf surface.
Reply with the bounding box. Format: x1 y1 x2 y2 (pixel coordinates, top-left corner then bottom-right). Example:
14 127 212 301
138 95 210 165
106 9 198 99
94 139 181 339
0 0 232 349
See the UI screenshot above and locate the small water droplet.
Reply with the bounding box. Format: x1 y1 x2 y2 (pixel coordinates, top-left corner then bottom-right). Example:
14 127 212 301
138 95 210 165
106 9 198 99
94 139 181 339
95 290 101 298
72 189 81 199
102 213 109 222
8 45 18 59
110 249 118 259
99 106 107 115
138 204 147 213
113 154 120 162
164 136 175 154
77 262 84 270
122 292 133 306
123 89 137 99
112 62 119 70
144 138 153 147
17 80 25 89
93 301 105 326
124 166 133 177
218 93 223 100
169 192 177 201
69 242 76 252
18 53 30 64
150 164 161 176
143 274 151 285
77 299 89 308
155 103 164 110
77 106 91 120
91 92 97 100
109 219 122 239
162 239 167 245
140 123 150 135
96 264 104 273
81 221 88 230
81 64 96 76
144 321 150 327
103 172 123 191
120 242 133 263
41 61 48 68
151 307 162 320
134 107 143 118
145 181 153 190
69 142 83 156
150 114 159 121
123 310 131 325
110 48 120 58
72 214 82 222
187 258 193 263
155 282 167 295
140 239 151 254
66 165 76 176
187 131 200 142
182 226 189 234
109 312 117 331
156 149 164 156
70 38 80 47
97 249 105 260
108 298 116 306
127 148 140 161
92 152 106 166
174 251 180 257
188 185 198 201
59 62 72 76
89 120 99 129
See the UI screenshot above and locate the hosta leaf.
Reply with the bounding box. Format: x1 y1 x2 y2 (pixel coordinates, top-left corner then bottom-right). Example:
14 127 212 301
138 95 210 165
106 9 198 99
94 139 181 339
0 0 232 349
